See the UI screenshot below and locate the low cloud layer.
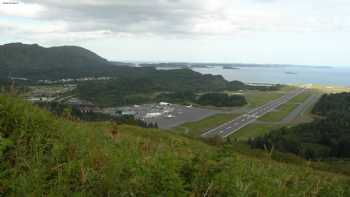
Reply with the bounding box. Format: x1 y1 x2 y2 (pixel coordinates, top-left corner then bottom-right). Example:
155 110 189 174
1 0 350 43
1 0 350 66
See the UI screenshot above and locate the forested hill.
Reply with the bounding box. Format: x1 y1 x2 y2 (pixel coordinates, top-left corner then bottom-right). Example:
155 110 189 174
75 69 234 106
312 92 350 116
0 43 134 80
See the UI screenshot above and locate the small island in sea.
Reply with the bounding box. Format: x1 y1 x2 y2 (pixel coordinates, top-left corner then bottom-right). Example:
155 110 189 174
222 66 240 69
285 71 297 75
190 65 212 68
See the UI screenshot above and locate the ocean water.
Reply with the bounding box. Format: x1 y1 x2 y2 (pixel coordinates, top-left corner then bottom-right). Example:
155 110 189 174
191 66 350 86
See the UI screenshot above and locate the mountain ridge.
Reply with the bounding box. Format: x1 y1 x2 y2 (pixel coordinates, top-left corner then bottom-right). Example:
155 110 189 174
0 42 125 80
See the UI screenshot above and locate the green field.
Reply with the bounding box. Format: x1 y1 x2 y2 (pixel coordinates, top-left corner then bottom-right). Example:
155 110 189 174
258 92 312 122
259 103 299 122
245 91 284 108
226 86 297 108
291 93 323 125
229 92 313 141
173 113 241 137
181 87 304 139
229 123 283 141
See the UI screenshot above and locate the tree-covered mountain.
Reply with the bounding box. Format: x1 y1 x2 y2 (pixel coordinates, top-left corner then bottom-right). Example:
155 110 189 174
74 66 282 107
75 69 236 106
0 43 133 80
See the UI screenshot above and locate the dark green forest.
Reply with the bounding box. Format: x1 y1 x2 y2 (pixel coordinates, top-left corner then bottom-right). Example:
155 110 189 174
155 91 197 105
249 92 350 160
75 69 255 107
196 93 247 107
155 91 247 107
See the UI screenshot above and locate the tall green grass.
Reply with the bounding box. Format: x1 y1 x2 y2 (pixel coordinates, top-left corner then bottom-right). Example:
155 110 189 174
0 95 349 196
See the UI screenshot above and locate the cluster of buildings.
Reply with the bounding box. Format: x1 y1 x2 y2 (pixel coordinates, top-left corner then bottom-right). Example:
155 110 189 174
107 102 177 120
37 76 112 84
66 98 100 113
23 82 190 122
24 84 77 104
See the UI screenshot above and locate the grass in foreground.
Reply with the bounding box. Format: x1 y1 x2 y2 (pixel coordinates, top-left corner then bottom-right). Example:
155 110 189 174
173 113 240 137
1 95 350 196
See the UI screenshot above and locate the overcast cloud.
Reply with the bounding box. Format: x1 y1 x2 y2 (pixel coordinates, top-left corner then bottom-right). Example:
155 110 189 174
0 0 349 66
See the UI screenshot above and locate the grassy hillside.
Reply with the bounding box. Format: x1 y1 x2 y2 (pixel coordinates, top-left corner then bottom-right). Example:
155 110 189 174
1 95 349 196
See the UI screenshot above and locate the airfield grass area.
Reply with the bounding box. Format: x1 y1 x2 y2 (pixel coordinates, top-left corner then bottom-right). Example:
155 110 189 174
176 86 301 138
291 93 323 125
229 92 314 141
173 113 241 137
245 91 284 108
258 92 312 122
229 123 283 141
226 86 297 108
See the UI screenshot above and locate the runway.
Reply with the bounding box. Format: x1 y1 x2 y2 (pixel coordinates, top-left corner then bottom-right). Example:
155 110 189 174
201 88 305 138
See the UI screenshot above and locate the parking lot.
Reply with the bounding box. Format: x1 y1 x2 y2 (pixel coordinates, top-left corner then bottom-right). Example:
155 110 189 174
119 103 219 129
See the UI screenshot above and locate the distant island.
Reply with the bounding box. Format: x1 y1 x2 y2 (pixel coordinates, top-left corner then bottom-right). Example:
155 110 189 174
285 71 297 75
222 66 239 70
135 62 333 70
189 65 212 68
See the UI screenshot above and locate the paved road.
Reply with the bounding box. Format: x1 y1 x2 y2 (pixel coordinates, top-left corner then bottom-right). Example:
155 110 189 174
201 88 305 138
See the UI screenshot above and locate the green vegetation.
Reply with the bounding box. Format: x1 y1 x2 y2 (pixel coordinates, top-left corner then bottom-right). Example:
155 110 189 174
250 92 350 160
292 92 313 103
259 92 311 122
156 91 247 107
75 69 233 106
227 142 350 176
259 103 298 122
156 91 197 105
174 113 241 137
238 86 297 108
229 93 314 141
230 123 283 141
75 69 267 107
196 93 247 107
241 90 284 108
1 95 349 196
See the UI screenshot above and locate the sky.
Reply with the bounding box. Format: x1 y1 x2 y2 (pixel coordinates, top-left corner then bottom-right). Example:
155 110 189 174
0 0 349 67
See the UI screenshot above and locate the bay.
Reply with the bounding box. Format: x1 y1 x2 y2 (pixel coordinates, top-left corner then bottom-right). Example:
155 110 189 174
191 66 350 86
